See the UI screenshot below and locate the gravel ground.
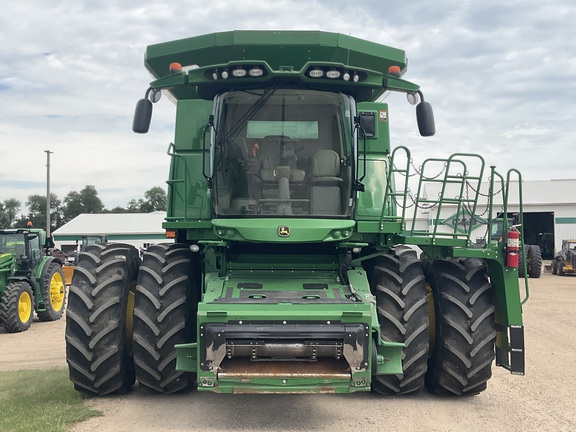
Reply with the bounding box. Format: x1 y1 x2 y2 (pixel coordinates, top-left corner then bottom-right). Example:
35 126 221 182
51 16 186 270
1 268 575 432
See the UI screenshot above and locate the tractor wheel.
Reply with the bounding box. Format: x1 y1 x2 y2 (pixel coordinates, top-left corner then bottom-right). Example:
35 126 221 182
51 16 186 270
551 260 557 275
0 281 34 333
37 262 67 321
425 258 496 396
557 260 566 276
518 247 526 278
65 243 140 395
527 245 542 278
364 246 429 395
133 243 195 393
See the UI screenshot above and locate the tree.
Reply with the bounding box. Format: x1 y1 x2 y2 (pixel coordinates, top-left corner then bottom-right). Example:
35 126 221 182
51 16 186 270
63 191 83 222
144 187 167 211
104 206 128 213
125 187 167 213
63 185 104 222
0 198 21 227
23 193 63 231
127 198 147 213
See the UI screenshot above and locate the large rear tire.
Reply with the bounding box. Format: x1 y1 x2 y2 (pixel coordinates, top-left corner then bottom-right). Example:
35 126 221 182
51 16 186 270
37 262 66 321
133 243 195 393
65 243 140 395
425 257 496 396
0 281 34 333
527 245 542 278
557 259 566 276
364 246 429 395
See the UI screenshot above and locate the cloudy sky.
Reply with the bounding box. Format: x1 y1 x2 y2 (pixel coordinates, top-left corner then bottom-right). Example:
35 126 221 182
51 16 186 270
1 0 575 213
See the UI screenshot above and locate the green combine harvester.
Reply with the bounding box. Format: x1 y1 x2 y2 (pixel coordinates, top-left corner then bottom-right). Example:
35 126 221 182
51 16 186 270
65 30 527 396
0 228 66 332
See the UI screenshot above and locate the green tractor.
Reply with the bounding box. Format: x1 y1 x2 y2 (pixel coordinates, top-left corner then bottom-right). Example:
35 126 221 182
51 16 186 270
0 228 66 332
66 31 527 396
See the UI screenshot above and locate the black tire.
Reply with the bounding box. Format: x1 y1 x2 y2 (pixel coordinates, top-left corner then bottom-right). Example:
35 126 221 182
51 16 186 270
0 281 34 333
551 260 557 275
558 260 566 276
65 243 140 395
425 258 496 396
133 243 196 393
527 245 542 278
364 246 429 395
37 262 67 321
518 247 527 278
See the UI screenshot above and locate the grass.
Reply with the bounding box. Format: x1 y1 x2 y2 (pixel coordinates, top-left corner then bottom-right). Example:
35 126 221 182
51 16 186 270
0 368 101 432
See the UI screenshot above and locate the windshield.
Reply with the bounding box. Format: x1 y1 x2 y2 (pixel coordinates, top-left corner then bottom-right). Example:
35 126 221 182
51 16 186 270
0 234 26 256
212 89 354 217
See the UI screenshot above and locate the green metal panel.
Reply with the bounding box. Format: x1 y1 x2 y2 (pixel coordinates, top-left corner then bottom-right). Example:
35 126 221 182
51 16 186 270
195 271 374 393
146 30 406 80
355 159 391 221
144 31 416 102
166 99 213 222
174 99 213 151
556 217 576 224
166 150 211 222
357 102 391 153
212 218 355 243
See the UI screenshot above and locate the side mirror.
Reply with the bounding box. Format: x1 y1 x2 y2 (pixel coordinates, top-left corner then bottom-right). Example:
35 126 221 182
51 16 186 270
358 112 376 137
416 101 435 137
133 98 153 134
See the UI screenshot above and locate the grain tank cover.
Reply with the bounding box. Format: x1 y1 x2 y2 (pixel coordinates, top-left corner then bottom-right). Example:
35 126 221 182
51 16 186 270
144 30 414 102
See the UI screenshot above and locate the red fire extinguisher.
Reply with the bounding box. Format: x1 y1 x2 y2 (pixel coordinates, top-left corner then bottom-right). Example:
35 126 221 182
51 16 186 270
506 227 520 268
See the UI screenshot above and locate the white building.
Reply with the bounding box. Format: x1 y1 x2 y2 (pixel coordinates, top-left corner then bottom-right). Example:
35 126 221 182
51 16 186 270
53 211 170 253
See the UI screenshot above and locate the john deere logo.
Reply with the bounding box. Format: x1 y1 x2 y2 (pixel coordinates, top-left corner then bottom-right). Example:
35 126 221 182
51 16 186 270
278 226 290 237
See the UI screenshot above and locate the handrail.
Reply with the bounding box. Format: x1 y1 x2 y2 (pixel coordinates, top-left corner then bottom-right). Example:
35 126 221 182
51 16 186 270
165 143 189 221
507 169 529 305
381 146 411 229
407 153 484 243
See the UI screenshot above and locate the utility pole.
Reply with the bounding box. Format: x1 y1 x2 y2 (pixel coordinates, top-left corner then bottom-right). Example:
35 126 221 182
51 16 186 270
45 150 53 237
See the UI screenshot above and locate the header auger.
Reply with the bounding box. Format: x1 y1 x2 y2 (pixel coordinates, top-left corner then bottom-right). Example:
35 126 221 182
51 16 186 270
66 30 526 397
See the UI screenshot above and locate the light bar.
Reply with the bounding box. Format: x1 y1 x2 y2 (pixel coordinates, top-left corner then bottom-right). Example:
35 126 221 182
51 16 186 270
249 67 264 77
232 68 247 77
305 66 366 83
326 69 341 79
309 68 324 78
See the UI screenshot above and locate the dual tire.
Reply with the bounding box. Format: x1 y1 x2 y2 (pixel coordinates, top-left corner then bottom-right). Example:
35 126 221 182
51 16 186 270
65 242 195 396
366 250 496 396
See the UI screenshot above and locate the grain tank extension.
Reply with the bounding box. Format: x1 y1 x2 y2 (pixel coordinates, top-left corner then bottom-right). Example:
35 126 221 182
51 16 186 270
65 31 527 396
